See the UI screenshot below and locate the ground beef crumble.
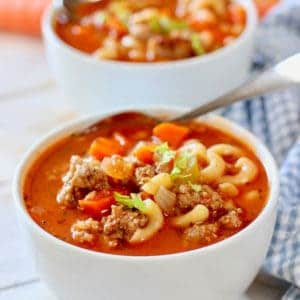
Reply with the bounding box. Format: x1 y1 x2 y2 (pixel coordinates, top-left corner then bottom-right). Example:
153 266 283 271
219 209 242 229
174 184 224 212
155 161 173 173
71 218 100 243
183 223 219 244
101 205 148 248
134 165 156 186
57 155 109 206
174 184 202 209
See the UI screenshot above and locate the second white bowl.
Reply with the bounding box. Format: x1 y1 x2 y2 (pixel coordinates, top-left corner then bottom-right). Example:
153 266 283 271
42 0 258 114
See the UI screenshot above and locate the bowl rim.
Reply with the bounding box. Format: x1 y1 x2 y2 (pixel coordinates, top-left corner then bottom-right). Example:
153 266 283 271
13 106 279 262
42 0 258 69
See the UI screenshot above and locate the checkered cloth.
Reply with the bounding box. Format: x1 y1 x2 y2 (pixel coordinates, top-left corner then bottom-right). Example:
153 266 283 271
221 1 300 298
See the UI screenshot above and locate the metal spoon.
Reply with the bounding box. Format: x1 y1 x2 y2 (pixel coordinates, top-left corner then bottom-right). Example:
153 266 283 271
172 53 300 122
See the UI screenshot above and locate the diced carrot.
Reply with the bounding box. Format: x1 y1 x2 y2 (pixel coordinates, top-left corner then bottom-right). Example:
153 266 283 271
134 144 155 164
228 4 247 25
153 123 190 148
89 137 124 160
79 195 115 217
0 0 49 36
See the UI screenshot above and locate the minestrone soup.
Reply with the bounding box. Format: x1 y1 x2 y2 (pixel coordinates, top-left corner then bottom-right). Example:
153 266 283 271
24 113 268 256
55 0 247 62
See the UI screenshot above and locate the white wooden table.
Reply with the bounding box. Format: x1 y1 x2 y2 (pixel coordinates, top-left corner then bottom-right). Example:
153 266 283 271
0 33 288 300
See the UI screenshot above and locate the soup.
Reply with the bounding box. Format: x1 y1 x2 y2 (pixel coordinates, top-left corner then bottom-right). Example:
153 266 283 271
24 113 268 256
55 0 246 62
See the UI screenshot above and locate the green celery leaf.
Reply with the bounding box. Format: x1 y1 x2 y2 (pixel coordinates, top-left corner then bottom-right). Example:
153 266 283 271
114 192 146 213
149 17 163 33
191 33 205 56
149 16 187 34
170 151 193 180
154 142 176 164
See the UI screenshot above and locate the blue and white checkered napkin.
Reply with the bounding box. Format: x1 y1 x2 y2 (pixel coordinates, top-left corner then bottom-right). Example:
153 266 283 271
221 1 300 298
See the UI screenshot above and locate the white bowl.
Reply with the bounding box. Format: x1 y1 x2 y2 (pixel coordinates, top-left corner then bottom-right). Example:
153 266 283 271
13 107 278 300
42 1 258 114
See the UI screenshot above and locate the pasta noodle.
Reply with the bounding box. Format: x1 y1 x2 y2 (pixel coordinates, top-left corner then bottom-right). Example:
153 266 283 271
178 140 207 162
199 151 225 184
204 144 258 186
218 182 239 197
209 144 244 159
142 173 173 195
130 199 164 244
170 204 209 228
219 157 258 186
243 190 261 202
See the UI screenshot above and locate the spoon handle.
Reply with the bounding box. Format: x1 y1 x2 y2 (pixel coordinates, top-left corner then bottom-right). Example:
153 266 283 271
172 60 298 122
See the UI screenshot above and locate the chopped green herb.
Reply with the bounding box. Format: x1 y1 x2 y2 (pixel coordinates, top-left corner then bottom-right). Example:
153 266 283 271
176 151 191 168
171 167 192 180
170 151 201 182
170 151 193 180
191 33 205 56
189 182 202 192
149 17 162 33
149 16 187 34
114 192 146 213
154 142 176 164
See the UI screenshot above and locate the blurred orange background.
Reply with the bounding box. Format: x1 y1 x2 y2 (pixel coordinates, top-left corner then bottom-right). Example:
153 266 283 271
0 0 280 36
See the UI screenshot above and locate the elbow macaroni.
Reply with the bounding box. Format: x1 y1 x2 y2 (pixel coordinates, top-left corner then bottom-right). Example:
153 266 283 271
170 204 209 228
130 199 164 244
142 173 173 195
178 140 207 162
219 157 258 186
218 182 239 197
199 151 226 184
196 143 259 186
209 144 244 159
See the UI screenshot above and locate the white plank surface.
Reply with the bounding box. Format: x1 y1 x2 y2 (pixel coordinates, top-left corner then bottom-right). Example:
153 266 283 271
0 33 288 300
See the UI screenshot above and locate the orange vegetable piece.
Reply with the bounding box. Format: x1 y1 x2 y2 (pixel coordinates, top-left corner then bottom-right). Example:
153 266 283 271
134 144 155 164
79 195 115 217
153 123 190 148
89 137 123 160
229 3 247 25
